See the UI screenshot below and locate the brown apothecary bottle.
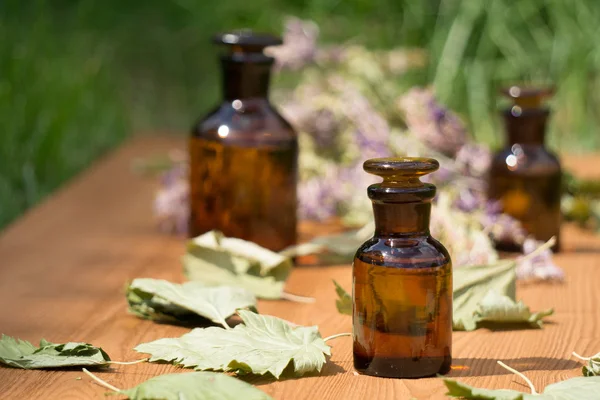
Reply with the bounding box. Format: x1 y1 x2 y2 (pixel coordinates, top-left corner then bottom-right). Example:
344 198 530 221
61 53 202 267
189 31 298 251
353 157 452 378
488 86 561 252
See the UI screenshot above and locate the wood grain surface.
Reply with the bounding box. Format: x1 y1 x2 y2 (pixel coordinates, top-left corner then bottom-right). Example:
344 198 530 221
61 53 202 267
0 136 599 399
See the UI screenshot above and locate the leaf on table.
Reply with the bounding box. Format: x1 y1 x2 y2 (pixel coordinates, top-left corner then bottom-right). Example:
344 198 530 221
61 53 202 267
332 249 553 331
118 371 272 400
280 222 373 263
135 310 331 379
333 280 352 315
473 290 553 328
444 376 600 399
453 259 517 330
573 351 600 376
0 335 110 369
183 230 293 299
583 354 600 377
452 259 553 331
126 278 257 328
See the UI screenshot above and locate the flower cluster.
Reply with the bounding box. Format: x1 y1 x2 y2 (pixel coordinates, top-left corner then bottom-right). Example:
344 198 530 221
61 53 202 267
516 238 564 281
153 152 189 235
151 16 563 279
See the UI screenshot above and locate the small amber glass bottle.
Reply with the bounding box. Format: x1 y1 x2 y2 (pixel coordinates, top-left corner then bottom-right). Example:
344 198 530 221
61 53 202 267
488 86 561 252
353 157 452 378
189 31 298 251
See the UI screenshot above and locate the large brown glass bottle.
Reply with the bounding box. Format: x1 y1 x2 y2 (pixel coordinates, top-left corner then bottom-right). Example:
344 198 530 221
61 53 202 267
353 158 452 378
488 87 561 252
189 31 298 251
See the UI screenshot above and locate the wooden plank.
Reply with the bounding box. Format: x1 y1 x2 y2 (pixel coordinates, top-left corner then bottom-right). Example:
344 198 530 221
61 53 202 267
0 135 599 399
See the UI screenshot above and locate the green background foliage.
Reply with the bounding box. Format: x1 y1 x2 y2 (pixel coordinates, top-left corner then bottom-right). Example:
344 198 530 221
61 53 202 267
2 0 600 229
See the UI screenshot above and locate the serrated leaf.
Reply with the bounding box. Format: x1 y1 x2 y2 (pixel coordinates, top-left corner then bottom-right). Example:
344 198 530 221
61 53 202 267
334 260 552 331
474 290 553 328
183 231 292 299
444 377 525 399
118 371 272 400
333 280 352 315
574 351 600 376
584 357 600 376
453 259 517 330
127 278 257 328
444 376 600 399
280 223 373 264
452 260 551 331
0 335 110 369
135 310 331 379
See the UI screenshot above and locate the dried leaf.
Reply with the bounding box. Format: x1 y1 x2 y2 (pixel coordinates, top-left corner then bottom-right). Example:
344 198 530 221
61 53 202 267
135 310 330 379
333 280 352 315
0 335 110 369
444 376 600 399
183 231 292 299
126 278 257 328
117 371 272 400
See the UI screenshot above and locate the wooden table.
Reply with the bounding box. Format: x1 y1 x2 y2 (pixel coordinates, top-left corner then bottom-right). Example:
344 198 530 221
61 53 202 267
1 136 600 399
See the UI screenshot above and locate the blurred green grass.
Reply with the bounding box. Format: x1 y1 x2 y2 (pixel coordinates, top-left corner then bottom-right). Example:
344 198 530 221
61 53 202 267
2 0 600 229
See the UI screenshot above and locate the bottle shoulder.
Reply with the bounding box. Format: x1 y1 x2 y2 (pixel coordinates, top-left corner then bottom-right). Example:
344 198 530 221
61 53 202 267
355 236 451 269
191 100 297 146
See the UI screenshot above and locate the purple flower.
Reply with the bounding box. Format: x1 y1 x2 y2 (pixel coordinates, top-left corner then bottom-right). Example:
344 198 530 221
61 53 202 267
422 164 456 186
266 16 319 72
328 76 391 156
153 161 189 235
480 207 527 245
397 88 467 156
516 238 565 281
453 188 487 213
298 166 342 221
455 143 492 178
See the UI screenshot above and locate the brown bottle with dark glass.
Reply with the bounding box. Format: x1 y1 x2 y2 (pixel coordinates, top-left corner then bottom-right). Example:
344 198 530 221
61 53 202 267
189 31 298 251
353 157 452 378
488 86 561 252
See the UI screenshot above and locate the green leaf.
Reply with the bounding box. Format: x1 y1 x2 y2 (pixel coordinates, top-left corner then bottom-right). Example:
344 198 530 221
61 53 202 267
280 223 373 264
452 260 551 331
574 351 600 376
444 376 600 399
0 335 110 369
474 290 553 328
118 371 273 400
453 259 517 330
126 278 257 328
183 231 292 299
334 259 552 331
135 310 331 379
584 360 600 377
583 354 600 376
444 377 525 399
333 280 352 315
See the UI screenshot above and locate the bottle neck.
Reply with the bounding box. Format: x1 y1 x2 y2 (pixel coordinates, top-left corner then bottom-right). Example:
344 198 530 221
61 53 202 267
220 57 272 101
503 108 549 146
372 201 431 237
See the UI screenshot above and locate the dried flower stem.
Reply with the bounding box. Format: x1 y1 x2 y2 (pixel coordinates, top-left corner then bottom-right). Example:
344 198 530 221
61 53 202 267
108 358 148 365
281 291 316 303
496 361 537 394
279 243 324 258
82 368 121 393
519 237 556 263
572 351 591 361
323 333 352 342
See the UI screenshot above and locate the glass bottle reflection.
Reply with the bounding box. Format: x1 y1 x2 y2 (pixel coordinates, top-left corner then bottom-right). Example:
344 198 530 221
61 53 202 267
488 86 561 251
189 31 298 251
